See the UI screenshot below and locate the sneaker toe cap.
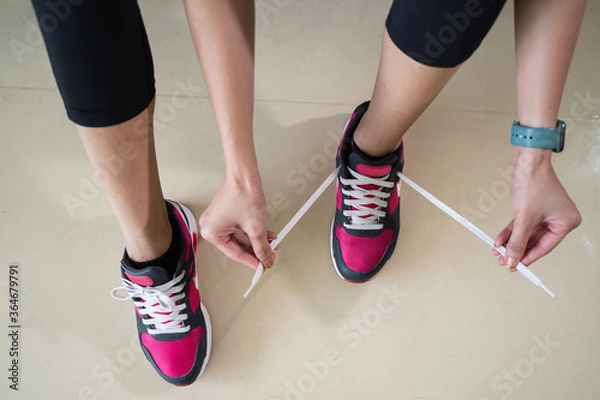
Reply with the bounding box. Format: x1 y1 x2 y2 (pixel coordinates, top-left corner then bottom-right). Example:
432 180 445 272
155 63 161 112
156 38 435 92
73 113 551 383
141 326 205 379
335 227 395 273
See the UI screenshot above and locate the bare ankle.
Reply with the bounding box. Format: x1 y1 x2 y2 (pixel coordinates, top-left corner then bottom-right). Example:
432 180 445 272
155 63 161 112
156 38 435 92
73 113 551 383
353 117 401 158
125 218 172 262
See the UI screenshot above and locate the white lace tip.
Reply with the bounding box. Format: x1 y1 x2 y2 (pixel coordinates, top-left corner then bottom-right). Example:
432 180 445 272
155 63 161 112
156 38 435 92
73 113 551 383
242 169 338 299
398 171 559 298
244 263 264 298
540 283 555 298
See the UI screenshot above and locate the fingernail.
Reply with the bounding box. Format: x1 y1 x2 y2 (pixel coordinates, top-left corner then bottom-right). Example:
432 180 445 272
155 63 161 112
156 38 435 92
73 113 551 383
505 257 517 269
263 258 275 269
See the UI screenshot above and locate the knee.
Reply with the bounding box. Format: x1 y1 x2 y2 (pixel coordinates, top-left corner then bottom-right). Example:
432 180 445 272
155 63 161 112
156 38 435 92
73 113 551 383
385 0 507 68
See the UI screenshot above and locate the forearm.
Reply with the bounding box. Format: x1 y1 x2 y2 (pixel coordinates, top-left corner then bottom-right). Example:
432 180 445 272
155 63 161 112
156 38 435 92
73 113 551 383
513 0 586 165
184 0 259 184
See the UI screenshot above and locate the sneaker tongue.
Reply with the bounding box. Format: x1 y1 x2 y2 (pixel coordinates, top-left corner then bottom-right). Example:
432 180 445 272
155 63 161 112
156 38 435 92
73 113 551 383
348 147 397 178
121 261 172 287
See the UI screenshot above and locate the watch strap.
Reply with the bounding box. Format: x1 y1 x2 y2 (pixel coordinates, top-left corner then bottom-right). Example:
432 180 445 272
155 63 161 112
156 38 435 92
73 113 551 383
510 120 565 153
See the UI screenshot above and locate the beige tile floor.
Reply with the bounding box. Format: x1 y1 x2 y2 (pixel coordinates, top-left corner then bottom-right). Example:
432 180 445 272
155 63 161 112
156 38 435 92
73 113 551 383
1 1 599 399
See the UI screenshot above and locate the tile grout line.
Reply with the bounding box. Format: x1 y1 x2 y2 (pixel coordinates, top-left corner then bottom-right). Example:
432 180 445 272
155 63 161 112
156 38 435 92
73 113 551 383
0 85 598 120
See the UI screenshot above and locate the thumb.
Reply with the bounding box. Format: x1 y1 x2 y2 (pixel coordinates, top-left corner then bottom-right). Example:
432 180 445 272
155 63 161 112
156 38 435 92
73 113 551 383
248 233 276 269
504 218 536 269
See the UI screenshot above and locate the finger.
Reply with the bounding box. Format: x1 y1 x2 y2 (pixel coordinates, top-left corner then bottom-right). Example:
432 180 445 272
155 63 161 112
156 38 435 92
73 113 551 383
508 226 546 271
494 220 514 266
494 220 514 247
504 218 537 269
524 224 549 253
247 230 276 269
520 230 566 266
215 239 261 270
205 228 261 269
198 214 233 246
267 230 281 250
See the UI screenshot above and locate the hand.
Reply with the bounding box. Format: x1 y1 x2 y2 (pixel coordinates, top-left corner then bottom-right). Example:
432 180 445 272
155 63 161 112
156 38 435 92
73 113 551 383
199 175 276 270
493 148 582 271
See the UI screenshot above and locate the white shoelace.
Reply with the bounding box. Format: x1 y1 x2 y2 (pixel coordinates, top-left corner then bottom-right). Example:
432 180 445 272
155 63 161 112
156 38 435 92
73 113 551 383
244 167 555 299
243 168 339 298
111 272 190 334
340 168 395 230
396 172 555 298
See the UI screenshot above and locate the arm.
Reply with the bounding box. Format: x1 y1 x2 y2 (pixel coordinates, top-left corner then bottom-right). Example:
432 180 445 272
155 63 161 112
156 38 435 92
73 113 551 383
184 0 276 269
494 0 585 270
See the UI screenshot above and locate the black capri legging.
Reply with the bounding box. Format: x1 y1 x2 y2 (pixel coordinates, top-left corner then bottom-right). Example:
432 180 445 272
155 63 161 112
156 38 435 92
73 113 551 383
32 0 505 128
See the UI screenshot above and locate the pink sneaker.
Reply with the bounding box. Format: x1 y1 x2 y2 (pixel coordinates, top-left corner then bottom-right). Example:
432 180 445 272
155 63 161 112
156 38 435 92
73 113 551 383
112 200 211 385
331 102 405 282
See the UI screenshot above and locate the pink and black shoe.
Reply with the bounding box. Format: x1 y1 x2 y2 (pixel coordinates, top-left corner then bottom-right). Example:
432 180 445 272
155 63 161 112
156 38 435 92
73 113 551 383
111 200 211 386
331 101 405 283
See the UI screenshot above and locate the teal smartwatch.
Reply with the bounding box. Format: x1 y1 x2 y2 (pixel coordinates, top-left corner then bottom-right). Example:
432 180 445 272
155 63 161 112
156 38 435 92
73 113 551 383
510 120 566 153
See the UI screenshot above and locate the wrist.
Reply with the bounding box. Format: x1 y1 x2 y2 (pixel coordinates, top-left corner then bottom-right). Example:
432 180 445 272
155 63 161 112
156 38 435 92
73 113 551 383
226 169 262 189
511 147 553 174
221 128 262 184
225 156 262 190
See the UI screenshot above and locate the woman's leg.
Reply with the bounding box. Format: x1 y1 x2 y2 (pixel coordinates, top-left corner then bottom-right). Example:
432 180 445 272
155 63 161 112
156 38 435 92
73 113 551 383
76 101 171 262
355 0 507 157
31 0 169 261
31 0 210 385
353 30 459 157
331 0 506 281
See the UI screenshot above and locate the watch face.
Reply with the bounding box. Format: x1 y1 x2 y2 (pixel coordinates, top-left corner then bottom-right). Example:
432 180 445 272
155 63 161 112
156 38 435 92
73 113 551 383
558 120 566 152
